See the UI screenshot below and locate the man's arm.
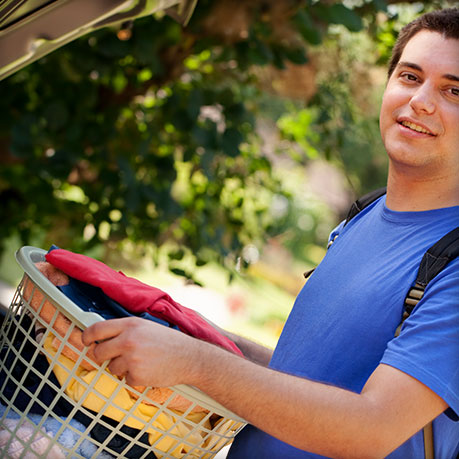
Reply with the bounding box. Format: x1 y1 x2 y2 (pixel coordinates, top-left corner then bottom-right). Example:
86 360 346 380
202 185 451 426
196 313 273 365
82 318 447 459
221 329 273 366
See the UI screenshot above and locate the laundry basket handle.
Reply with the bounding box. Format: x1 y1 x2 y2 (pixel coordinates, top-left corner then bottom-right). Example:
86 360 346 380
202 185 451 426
15 246 105 330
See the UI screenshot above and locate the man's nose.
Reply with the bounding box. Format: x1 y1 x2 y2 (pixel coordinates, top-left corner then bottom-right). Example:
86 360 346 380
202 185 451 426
409 82 436 115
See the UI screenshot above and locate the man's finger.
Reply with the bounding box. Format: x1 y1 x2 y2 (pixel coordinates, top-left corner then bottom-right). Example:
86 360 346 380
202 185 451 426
82 318 126 346
91 335 123 364
107 355 128 379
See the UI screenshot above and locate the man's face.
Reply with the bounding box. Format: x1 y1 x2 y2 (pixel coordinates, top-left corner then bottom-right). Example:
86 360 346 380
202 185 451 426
379 31 459 176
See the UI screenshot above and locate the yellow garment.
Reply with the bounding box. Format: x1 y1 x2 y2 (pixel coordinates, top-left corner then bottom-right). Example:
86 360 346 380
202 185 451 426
43 333 236 458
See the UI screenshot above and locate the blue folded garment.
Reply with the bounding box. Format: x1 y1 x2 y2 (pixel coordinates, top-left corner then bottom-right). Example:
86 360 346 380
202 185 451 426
58 278 177 328
48 245 178 329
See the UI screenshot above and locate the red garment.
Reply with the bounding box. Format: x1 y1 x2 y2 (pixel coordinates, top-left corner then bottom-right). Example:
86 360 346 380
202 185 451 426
45 249 243 356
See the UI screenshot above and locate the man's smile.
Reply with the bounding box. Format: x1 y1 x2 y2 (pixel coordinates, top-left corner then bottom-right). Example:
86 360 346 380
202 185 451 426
397 118 436 136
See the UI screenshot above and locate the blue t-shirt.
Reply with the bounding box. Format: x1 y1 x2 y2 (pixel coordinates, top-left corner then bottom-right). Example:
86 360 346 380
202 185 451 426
229 197 459 458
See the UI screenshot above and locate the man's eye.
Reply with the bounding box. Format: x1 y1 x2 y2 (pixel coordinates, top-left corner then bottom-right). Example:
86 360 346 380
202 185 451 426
400 72 418 82
450 87 459 97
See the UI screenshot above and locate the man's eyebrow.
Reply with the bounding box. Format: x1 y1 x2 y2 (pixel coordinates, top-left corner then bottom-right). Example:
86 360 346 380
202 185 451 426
397 61 422 72
397 61 459 82
444 73 459 83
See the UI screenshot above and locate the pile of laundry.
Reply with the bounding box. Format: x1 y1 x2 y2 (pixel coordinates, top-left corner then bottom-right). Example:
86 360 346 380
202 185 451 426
0 247 243 458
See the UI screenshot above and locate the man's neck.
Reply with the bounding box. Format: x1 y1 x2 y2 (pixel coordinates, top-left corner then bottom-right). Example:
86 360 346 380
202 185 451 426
385 163 459 212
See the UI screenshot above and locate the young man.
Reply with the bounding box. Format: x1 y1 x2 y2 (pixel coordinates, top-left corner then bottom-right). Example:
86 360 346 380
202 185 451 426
82 8 459 458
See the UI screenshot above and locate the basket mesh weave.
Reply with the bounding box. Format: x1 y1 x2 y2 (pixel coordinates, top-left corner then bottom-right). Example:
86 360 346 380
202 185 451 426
0 248 245 459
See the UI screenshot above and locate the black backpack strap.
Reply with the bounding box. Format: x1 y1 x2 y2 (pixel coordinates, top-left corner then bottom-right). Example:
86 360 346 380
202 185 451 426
414 226 459 286
403 226 459 316
325 187 387 250
344 187 387 227
397 226 459 459
397 226 459 335
305 188 388 277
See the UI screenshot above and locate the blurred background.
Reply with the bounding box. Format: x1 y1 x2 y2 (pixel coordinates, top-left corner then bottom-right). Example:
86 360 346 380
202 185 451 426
0 0 455 348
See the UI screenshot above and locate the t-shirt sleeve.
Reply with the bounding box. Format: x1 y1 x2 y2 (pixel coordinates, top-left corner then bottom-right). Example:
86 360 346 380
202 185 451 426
380 259 459 417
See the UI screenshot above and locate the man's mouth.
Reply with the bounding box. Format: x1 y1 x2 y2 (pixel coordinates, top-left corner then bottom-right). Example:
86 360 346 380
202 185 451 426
398 120 435 136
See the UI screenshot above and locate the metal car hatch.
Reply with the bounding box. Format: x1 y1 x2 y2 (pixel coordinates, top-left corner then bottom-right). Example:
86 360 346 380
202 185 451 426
0 0 197 81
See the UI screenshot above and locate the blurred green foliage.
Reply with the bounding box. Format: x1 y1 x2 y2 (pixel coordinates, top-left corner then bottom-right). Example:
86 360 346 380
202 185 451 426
0 0 450 280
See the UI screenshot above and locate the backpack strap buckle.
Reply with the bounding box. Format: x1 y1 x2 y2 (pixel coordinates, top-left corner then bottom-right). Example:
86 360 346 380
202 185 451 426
404 282 426 310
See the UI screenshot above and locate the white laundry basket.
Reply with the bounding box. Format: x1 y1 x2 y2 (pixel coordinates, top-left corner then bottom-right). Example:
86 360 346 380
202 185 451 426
0 246 246 458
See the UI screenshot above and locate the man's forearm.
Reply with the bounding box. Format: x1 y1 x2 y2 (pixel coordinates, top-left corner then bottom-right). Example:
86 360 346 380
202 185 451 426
223 330 273 366
190 343 377 458
188 341 442 459
195 312 273 365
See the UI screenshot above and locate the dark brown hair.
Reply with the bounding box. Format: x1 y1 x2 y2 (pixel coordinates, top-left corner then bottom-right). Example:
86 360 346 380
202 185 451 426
387 8 459 77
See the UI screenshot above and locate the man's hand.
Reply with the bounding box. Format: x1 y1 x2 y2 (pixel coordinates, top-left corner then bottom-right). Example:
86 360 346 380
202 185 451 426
82 317 203 388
